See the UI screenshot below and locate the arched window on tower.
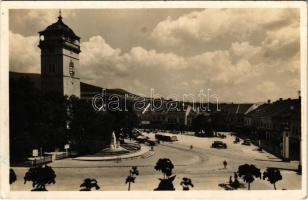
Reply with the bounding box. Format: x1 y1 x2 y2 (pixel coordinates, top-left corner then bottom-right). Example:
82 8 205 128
69 60 75 77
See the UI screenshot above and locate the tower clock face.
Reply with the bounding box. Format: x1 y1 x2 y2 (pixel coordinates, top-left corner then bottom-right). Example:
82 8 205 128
69 61 75 77
40 35 45 41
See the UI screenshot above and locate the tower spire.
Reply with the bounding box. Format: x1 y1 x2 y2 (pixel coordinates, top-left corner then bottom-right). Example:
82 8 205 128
58 9 62 21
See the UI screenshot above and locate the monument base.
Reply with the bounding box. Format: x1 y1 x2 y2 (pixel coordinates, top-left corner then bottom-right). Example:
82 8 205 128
95 146 130 156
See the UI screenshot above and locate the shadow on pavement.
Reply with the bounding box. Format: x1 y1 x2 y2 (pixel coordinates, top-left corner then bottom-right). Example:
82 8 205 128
254 159 284 163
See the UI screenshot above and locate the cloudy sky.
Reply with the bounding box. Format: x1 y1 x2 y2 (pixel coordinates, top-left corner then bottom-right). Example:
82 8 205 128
9 8 300 103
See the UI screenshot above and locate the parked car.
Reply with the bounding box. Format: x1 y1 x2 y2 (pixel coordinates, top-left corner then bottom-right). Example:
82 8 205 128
217 133 226 139
211 141 227 149
135 135 149 143
233 137 240 143
242 139 251 146
155 133 178 142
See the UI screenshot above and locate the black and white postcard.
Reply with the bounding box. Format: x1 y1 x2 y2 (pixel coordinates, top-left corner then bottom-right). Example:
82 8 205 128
0 1 307 199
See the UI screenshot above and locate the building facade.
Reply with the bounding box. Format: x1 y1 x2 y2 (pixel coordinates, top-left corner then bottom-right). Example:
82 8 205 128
39 12 81 97
211 103 255 132
244 97 301 160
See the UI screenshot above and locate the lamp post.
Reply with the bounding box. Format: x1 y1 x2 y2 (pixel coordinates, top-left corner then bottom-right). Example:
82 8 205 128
64 144 70 157
282 123 290 162
32 149 38 167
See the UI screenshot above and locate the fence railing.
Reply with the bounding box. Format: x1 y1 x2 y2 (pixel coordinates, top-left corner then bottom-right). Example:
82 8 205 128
25 155 53 167
55 152 69 160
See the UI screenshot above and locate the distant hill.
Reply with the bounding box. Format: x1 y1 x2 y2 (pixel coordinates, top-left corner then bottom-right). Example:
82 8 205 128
9 71 41 90
8 71 270 112
105 88 139 98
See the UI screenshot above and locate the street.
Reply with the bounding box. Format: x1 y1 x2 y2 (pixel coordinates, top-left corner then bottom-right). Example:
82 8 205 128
11 132 301 191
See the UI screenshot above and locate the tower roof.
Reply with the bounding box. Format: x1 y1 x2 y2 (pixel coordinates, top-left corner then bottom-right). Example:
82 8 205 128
39 11 80 40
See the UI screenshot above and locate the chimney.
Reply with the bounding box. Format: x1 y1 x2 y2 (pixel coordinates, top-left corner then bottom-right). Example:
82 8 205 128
298 90 301 99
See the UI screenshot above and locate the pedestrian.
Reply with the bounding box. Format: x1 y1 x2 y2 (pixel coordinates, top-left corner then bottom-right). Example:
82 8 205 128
223 160 227 169
190 145 193 150
229 176 233 185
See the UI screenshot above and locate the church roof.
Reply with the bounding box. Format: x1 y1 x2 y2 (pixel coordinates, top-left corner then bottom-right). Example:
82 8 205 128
39 14 80 40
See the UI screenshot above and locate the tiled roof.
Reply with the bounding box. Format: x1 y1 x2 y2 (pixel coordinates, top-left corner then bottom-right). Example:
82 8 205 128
39 16 80 40
219 103 253 114
246 98 300 119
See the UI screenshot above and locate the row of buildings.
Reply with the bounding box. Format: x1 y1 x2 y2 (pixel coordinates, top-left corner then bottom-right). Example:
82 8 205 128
136 96 301 161
206 97 301 161
242 97 301 160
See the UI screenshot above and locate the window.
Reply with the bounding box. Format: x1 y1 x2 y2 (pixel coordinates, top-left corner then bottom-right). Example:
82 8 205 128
49 64 55 73
69 60 75 77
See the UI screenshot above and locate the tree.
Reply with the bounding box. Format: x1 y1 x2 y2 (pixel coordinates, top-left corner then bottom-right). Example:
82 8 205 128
24 165 56 191
10 169 17 184
237 164 261 190
192 114 214 136
126 166 139 191
154 158 176 191
68 96 116 154
68 94 139 155
154 158 174 179
109 100 139 140
180 177 194 191
10 78 68 162
80 178 100 191
263 168 282 190
154 175 176 191
192 114 206 134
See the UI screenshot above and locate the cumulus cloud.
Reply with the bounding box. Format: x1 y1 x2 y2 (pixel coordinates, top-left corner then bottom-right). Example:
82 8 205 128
256 81 280 100
10 10 76 36
77 35 297 101
151 8 299 48
230 41 262 62
78 36 190 93
9 31 40 73
262 25 300 60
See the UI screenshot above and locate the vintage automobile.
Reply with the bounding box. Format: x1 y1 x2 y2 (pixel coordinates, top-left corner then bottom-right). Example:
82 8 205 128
233 137 240 143
211 141 227 149
217 133 226 139
242 139 251 146
135 135 149 143
155 133 178 142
